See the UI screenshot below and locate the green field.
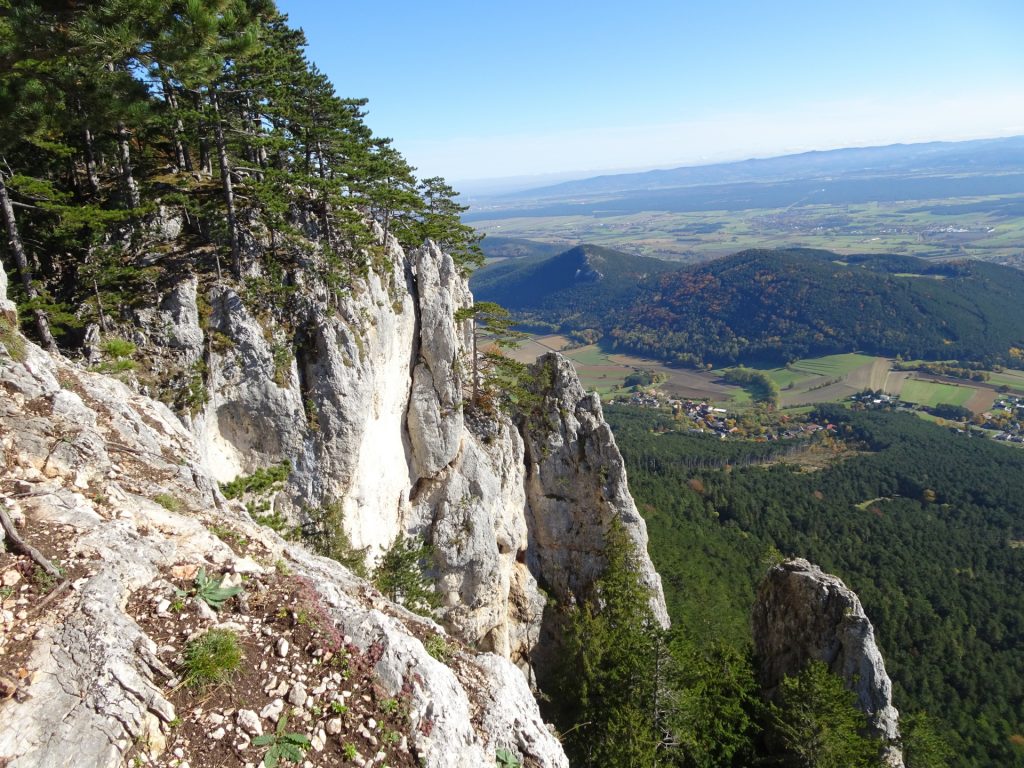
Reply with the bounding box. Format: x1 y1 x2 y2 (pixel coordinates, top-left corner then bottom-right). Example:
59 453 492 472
987 368 1024 393
510 335 1020 417
471 195 1024 267
897 379 976 408
761 354 878 388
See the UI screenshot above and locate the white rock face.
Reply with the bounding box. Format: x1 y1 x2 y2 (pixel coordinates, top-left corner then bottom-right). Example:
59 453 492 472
125 231 668 689
752 558 904 767
406 242 471 478
523 353 670 628
412 420 544 666
0 335 567 768
0 260 15 318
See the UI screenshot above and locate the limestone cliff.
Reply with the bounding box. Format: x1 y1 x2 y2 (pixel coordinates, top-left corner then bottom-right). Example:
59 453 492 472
0 334 566 767
0 223 669 765
752 558 904 767
120 222 667 676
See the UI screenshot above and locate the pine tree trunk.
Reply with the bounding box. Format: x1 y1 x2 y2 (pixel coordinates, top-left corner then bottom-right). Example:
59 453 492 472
82 125 100 195
211 90 241 279
194 93 212 176
0 174 56 350
116 121 140 209
162 79 191 172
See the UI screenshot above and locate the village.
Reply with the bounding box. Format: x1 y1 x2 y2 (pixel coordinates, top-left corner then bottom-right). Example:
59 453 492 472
614 389 836 441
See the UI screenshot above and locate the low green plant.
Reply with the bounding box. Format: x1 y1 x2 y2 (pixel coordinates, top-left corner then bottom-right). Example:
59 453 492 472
208 524 248 552
341 742 358 760
32 565 63 593
495 748 522 767
0 316 28 362
177 567 243 610
380 697 399 715
424 634 453 663
182 628 241 689
220 460 291 500
152 493 181 512
330 701 348 716
252 710 311 767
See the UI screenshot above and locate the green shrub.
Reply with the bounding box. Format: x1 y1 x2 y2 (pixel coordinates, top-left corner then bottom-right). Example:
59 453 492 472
220 460 291 500
372 535 439 615
252 710 311 767
177 567 243 611
182 629 242 689
101 337 136 358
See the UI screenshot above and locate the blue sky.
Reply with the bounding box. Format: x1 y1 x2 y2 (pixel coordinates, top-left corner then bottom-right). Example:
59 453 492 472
277 1 1024 185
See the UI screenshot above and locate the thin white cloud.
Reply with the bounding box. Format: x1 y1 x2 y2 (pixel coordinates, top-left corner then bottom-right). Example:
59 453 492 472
402 89 1024 182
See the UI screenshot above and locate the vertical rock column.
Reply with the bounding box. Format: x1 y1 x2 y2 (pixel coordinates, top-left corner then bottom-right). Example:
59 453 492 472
752 558 904 767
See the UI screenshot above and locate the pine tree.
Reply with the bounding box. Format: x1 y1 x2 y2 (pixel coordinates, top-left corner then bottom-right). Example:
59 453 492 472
554 516 664 768
768 660 885 768
454 300 529 412
372 535 439 616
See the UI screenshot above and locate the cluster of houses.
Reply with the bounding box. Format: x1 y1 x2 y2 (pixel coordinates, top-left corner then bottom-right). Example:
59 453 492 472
618 391 838 441
984 396 1024 443
849 391 897 408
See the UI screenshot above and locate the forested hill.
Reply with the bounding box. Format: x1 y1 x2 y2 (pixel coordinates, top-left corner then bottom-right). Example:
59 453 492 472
470 244 675 334
0 1 479 352
478 244 1024 366
609 249 1024 365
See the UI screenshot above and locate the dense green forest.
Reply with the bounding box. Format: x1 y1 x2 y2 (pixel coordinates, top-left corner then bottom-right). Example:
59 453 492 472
471 243 674 336
474 245 1024 366
611 249 1024 366
0 0 478 352
605 404 1024 767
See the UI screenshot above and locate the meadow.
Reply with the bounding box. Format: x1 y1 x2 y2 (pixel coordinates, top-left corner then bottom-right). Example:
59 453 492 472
511 335 1022 417
472 195 1024 267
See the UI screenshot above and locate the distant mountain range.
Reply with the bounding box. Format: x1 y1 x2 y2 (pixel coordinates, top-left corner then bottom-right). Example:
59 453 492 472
471 244 1024 366
480 135 1024 203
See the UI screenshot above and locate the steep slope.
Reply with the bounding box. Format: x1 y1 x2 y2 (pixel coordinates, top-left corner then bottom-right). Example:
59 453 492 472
0 224 669 765
0 331 566 767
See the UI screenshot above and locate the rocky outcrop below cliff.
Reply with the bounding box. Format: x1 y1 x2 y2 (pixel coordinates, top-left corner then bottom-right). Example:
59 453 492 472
0 338 567 767
752 558 904 767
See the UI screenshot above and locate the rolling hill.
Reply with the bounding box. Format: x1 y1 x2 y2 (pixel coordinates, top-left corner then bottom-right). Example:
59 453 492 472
475 245 1024 366
470 244 675 333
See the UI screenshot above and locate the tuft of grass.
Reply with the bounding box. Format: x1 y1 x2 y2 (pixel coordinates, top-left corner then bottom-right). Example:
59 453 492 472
152 493 181 512
424 633 454 663
0 315 27 362
182 628 242 689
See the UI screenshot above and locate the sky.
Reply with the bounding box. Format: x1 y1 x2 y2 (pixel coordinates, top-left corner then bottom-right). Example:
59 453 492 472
277 0 1024 186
